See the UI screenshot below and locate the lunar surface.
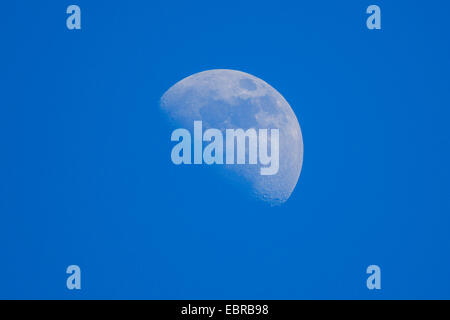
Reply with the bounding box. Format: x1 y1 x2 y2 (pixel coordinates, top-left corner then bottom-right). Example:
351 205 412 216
160 69 303 205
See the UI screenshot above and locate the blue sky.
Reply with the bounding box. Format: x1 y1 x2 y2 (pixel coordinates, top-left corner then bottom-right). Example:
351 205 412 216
1 0 450 299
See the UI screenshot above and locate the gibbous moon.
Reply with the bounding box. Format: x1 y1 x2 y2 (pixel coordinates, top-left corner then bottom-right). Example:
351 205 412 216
160 69 303 205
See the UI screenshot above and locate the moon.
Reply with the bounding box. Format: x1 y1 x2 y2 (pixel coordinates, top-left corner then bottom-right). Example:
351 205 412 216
160 69 303 205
